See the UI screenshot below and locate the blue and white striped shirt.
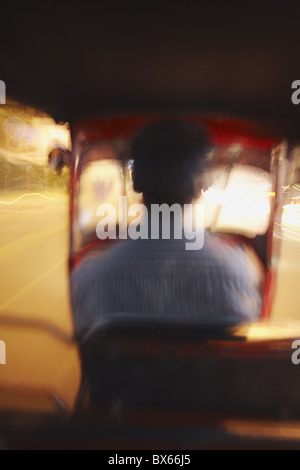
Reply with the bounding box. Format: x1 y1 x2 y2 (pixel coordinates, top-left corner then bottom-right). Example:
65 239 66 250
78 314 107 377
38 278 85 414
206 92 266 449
71 230 263 337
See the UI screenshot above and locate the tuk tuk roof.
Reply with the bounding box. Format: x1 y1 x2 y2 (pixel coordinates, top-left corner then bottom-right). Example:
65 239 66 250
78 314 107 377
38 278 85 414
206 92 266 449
72 114 281 150
1 3 300 139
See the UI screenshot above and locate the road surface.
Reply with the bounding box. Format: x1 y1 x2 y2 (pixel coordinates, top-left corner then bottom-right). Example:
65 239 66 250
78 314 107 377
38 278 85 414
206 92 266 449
0 191 80 412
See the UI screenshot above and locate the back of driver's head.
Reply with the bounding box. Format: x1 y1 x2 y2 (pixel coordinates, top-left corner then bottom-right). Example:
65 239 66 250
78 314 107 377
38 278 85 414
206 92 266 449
132 119 210 206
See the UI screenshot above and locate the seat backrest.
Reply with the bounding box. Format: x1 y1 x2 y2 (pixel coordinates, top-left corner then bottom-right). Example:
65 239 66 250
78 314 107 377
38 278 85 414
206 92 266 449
76 317 300 423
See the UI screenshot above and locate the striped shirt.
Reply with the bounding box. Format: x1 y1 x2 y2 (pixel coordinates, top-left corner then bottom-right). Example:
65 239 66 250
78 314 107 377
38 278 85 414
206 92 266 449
71 230 263 337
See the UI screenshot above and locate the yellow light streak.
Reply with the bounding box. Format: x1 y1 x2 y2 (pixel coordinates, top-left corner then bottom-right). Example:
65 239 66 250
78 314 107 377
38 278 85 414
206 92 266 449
0 193 59 205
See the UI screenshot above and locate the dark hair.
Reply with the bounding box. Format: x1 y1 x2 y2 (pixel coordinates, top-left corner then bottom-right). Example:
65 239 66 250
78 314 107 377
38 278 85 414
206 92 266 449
132 119 210 206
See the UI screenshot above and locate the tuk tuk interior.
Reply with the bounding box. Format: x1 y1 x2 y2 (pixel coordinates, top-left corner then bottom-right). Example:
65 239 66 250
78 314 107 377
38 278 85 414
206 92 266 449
1 111 300 450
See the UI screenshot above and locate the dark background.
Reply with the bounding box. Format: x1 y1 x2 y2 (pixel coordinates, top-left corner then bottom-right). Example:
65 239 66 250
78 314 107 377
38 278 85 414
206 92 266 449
1 1 300 136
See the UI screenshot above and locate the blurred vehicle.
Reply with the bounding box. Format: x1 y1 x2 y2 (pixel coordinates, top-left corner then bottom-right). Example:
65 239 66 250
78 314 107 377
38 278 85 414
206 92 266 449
3 0 300 443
